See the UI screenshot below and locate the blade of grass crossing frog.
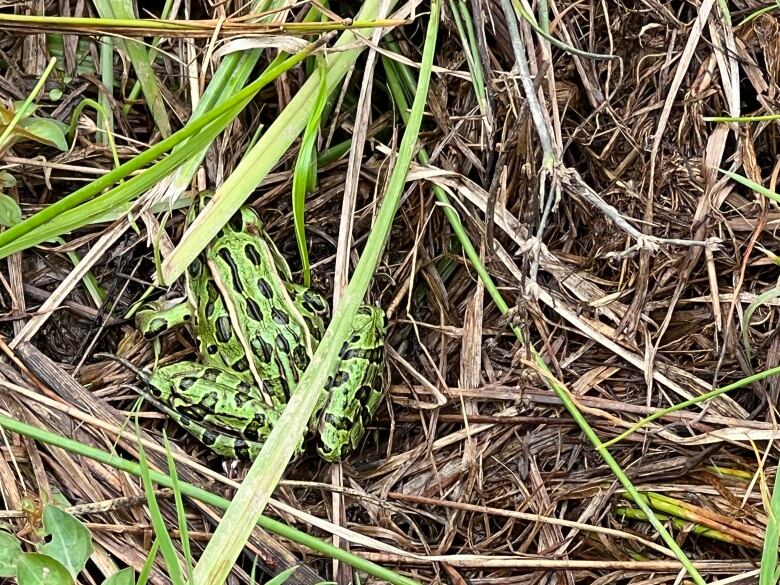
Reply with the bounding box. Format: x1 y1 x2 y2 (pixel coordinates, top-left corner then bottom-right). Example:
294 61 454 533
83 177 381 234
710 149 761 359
161 0 397 285
292 53 329 288
0 45 323 259
189 4 440 585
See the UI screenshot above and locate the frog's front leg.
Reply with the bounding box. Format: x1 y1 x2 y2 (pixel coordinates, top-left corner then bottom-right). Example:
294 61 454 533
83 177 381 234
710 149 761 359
135 299 194 339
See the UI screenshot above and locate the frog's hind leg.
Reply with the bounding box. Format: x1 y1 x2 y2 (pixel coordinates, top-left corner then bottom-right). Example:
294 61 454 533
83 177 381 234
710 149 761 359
136 299 194 339
173 414 265 460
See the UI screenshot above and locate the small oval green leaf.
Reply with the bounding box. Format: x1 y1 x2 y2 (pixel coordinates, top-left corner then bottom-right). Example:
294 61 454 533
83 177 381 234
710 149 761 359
0 171 16 188
39 505 92 579
18 118 68 151
0 194 22 227
102 567 135 585
17 553 73 585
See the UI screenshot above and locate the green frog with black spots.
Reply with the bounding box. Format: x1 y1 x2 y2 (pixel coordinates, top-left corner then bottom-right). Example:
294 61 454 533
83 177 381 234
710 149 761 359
133 200 386 462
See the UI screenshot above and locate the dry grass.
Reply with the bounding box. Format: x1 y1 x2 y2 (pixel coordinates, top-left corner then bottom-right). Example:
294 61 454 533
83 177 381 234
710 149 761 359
1 0 779 583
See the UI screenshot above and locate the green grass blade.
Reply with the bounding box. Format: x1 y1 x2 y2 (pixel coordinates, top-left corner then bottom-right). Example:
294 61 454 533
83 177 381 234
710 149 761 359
136 429 186 585
0 44 322 259
448 0 488 120
704 113 780 122
0 414 420 585
124 0 175 114
161 0 395 284
720 168 780 203
266 566 299 585
92 0 171 137
761 467 780 584
52 237 107 305
292 54 328 287
136 539 160 585
600 365 780 449
162 431 193 583
188 4 439 584
97 36 114 147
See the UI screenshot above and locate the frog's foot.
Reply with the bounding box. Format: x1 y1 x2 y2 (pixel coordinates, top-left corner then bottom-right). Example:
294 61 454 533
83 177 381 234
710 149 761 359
135 298 194 339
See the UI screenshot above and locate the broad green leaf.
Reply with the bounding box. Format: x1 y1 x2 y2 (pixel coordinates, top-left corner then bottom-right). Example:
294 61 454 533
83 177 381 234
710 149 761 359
17 118 68 151
102 567 135 585
17 553 73 585
39 505 92 578
0 530 23 577
0 193 22 227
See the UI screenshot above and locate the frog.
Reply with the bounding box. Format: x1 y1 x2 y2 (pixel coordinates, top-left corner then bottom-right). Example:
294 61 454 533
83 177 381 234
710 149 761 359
132 202 386 462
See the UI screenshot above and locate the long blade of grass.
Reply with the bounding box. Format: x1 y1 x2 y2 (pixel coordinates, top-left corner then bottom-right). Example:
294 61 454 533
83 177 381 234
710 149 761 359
599 365 780 449
292 54 328 287
161 0 397 284
97 36 114 147
0 42 324 259
152 0 289 202
123 0 175 115
720 168 780 203
0 414 421 585
163 431 193 583
188 5 439 585
136 429 186 585
92 0 171 137
761 467 780 584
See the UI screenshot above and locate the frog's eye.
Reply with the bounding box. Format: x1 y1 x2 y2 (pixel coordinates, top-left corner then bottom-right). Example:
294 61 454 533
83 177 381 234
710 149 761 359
188 258 202 277
303 291 328 314
228 212 244 232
